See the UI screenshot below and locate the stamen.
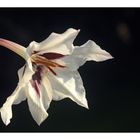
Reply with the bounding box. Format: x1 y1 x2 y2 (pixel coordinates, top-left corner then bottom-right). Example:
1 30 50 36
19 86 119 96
47 66 57 76
31 54 66 68
31 54 66 76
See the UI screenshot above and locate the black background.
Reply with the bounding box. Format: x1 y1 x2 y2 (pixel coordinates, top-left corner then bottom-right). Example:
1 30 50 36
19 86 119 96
0 8 139 132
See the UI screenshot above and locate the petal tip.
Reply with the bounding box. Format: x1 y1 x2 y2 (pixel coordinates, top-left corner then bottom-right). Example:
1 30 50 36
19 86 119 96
77 29 80 33
0 109 11 126
66 28 80 35
36 113 49 126
5 120 10 126
106 53 114 59
110 55 114 59
84 104 89 110
81 99 89 109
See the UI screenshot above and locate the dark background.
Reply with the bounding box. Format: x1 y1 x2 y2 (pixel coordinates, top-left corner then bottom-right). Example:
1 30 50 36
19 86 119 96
0 8 139 132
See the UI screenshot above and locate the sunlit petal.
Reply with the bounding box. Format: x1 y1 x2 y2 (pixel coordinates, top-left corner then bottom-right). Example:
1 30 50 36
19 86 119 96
40 72 53 110
0 85 26 125
18 59 34 85
27 28 80 55
54 40 113 71
26 82 48 125
48 68 88 109
74 40 113 61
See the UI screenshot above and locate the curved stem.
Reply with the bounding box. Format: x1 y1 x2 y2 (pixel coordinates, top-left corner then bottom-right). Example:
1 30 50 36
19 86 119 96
0 38 27 60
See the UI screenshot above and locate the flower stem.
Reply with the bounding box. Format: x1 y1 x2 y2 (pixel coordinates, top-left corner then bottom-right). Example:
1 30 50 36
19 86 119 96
0 38 26 60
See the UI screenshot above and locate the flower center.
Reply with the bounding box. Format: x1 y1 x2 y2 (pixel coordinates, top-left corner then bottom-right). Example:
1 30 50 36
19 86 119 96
29 53 66 96
31 53 65 76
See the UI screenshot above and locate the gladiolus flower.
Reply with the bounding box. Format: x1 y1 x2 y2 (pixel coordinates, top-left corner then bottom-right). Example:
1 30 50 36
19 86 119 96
0 28 113 125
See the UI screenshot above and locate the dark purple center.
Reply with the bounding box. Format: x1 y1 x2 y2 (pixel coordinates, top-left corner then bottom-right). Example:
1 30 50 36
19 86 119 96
29 52 66 97
32 66 42 84
40 52 65 60
31 66 42 96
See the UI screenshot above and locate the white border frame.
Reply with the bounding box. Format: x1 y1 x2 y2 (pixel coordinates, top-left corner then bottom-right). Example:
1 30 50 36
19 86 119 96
0 0 140 7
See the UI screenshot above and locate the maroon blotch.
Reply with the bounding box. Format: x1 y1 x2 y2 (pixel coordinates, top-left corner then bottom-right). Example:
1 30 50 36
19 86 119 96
31 66 43 96
32 66 42 84
34 80 40 96
30 80 40 97
41 52 65 60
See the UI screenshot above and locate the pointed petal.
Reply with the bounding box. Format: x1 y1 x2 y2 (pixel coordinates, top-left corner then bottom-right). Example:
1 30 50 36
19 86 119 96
56 40 113 71
15 59 34 104
18 59 34 85
31 66 53 110
73 40 113 61
27 28 80 55
18 65 26 80
26 82 48 125
47 68 88 109
40 73 53 110
0 85 26 125
0 58 35 125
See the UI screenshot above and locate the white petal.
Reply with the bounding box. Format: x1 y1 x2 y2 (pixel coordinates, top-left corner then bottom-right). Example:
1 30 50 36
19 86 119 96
13 86 26 105
55 54 85 71
47 68 88 109
40 74 53 110
55 40 113 71
27 28 80 55
73 40 113 61
12 59 34 105
0 62 32 125
18 65 25 80
0 58 36 125
0 85 26 125
26 82 48 125
18 59 34 86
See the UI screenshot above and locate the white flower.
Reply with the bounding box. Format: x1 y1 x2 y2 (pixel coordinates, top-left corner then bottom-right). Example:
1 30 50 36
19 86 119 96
0 28 113 125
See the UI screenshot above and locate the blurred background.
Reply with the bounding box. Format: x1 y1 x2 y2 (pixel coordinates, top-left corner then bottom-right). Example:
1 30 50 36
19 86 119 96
0 8 139 132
